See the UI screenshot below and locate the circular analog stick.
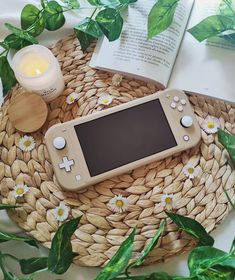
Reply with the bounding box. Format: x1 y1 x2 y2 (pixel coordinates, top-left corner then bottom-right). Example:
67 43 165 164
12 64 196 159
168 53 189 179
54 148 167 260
181 116 193 128
53 137 66 150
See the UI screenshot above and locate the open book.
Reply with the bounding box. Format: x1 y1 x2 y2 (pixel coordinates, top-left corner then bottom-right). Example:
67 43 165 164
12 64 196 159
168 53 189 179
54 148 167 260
90 0 235 104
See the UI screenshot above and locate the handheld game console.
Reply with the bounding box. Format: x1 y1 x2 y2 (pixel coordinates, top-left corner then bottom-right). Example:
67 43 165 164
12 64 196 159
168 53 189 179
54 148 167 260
45 89 201 191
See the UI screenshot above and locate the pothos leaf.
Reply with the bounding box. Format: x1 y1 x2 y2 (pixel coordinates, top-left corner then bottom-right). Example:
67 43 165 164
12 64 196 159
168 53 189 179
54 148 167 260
94 227 136 280
148 0 180 39
4 23 38 44
0 203 21 210
20 257 48 274
74 17 102 52
42 1 65 31
128 220 165 270
62 0 80 9
187 15 235 42
218 129 235 165
47 217 81 274
188 246 229 276
87 0 102 6
0 231 38 248
0 56 17 96
21 4 45 37
4 34 32 50
166 212 214 246
96 8 123 41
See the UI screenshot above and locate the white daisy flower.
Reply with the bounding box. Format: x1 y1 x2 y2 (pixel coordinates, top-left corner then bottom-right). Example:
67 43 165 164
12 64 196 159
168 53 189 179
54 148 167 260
54 202 70 222
19 136 35 152
66 92 79 105
183 164 197 179
201 116 220 134
161 194 175 210
108 194 129 213
112 73 123 86
13 184 29 198
98 94 113 106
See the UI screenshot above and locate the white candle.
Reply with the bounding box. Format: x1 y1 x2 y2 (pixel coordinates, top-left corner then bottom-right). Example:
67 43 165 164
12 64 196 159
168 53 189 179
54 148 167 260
12 45 65 102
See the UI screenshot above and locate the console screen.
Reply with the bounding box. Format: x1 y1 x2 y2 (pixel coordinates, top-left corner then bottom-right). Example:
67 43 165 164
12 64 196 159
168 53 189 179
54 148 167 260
74 99 177 177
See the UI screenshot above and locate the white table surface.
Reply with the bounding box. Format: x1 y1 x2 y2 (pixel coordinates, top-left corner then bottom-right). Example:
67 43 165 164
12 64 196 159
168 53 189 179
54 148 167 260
0 1 235 279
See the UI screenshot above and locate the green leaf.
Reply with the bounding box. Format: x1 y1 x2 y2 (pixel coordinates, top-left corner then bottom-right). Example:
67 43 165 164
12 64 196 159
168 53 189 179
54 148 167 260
42 1 65 31
21 4 45 37
223 187 235 210
166 212 214 246
0 56 17 96
218 129 235 165
96 8 123 41
148 0 179 39
0 203 20 210
220 32 235 44
4 34 32 50
0 231 38 248
147 272 172 279
74 18 102 52
20 257 48 274
62 0 80 9
94 227 136 280
119 0 137 3
87 0 102 6
188 15 235 42
0 41 9 50
188 246 228 276
128 220 165 270
47 217 81 274
198 266 235 280
230 236 235 254
4 23 38 44
219 0 235 18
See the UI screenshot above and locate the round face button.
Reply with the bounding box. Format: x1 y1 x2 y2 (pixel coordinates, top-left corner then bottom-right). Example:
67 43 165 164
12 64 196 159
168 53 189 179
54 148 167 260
180 99 186 105
177 105 184 112
183 135 190 142
171 102 176 109
53 137 66 150
181 116 193 128
173 96 180 102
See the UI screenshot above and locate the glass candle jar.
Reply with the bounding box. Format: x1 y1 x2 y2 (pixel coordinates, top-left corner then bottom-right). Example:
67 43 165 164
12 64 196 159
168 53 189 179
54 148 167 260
12 45 65 102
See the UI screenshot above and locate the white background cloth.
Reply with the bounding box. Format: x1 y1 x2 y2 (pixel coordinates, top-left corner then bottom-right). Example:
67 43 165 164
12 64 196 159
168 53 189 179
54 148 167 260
0 1 235 279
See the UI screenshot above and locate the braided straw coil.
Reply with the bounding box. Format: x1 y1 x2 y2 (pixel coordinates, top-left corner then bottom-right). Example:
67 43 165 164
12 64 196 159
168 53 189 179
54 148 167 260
0 35 235 267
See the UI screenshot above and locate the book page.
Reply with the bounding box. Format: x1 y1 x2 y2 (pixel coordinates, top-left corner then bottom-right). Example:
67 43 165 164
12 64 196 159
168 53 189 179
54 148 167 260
169 0 235 103
90 0 194 87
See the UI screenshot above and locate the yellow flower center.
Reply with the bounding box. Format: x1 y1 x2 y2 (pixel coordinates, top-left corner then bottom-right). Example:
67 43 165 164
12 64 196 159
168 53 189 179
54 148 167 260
103 98 109 104
24 140 32 147
115 200 124 207
165 197 172 204
187 167 194 174
16 187 24 195
58 208 64 216
207 121 215 129
70 97 75 102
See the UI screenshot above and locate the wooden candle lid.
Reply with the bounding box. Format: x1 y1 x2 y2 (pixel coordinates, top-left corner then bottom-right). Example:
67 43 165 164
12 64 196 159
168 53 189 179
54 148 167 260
8 92 48 133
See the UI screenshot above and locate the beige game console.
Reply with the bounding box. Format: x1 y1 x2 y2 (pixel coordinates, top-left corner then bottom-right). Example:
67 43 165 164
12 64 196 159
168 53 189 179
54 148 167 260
45 89 201 191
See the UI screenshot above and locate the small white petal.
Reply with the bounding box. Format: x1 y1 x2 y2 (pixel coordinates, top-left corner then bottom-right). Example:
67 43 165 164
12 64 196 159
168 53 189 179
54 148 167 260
54 202 70 222
201 116 220 134
98 94 113 106
183 164 197 180
112 74 123 86
19 136 35 152
161 194 174 209
13 184 30 198
107 194 129 213
66 92 79 105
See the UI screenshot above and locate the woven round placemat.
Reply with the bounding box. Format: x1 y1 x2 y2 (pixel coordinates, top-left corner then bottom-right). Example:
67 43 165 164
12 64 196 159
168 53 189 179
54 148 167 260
0 35 235 267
